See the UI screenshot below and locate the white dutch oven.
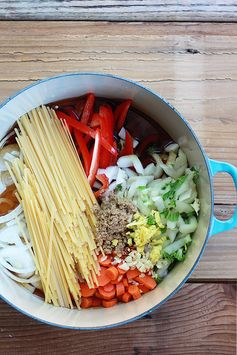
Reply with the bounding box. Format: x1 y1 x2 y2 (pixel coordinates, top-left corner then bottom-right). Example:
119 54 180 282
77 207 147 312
0 73 236 329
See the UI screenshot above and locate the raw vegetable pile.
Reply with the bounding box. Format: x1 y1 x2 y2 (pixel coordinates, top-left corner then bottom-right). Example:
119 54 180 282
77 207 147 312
0 92 200 309
52 93 200 306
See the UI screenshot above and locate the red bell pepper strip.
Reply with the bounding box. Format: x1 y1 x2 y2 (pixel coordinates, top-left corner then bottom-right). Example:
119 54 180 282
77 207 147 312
135 133 159 156
109 141 118 166
118 130 133 157
90 113 102 128
75 98 86 119
74 130 91 176
56 112 117 157
88 129 101 186
99 105 114 168
114 99 132 132
94 174 109 198
81 93 95 124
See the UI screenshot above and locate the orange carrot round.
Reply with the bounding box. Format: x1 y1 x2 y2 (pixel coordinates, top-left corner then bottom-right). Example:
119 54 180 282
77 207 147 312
128 285 141 300
106 266 119 281
136 275 157 290
98 287 116 300
97 268 111 287
80 297 93 308
116 282 125 297
123 278 129 288
103 283 115 293
80 283 96 297
98 254 112 267
91 297 102 307
121 292 132 303
126 268 141 280
117 265 127 275
102 299 118 308
138 284 150 294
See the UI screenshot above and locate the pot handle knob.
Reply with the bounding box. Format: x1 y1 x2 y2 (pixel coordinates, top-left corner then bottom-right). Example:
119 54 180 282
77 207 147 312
209 159 237 235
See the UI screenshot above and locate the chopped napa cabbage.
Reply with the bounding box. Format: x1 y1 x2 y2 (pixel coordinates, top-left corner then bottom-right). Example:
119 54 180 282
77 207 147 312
160 149 188 179
178 216 198 235
162 235 192 262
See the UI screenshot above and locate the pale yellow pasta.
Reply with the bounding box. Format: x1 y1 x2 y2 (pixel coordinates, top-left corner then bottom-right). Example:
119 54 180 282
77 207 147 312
8 106 99 309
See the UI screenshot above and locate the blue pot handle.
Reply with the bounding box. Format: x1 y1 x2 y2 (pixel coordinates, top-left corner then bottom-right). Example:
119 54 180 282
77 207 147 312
209 159 237 236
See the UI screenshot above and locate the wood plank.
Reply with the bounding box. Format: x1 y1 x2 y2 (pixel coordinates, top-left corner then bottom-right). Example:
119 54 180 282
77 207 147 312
192 205 237 281
0 283 236 354
0 1 236 22
0 22 236 203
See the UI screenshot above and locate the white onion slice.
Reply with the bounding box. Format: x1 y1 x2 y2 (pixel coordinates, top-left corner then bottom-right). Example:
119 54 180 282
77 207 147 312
0 131 15 149
0 204 22 224
0 246 36 275
118 127 126 140
117 155 144 175
124 168 137 178
0 266 39 284
165 143 179 153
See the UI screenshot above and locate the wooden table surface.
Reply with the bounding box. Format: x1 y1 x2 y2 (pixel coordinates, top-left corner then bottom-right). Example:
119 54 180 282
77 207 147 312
0 2 236 354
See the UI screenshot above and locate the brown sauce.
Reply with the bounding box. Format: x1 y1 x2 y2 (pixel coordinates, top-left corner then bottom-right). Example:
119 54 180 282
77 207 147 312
0 184 19 216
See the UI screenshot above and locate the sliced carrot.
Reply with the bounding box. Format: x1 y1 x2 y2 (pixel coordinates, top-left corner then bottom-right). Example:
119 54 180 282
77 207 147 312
103 283 115 293
117 265 127 275
138 285 150 294
80 297 93 308
95 290 103 299
91 297 102 307
106 266 119 281
121 292 132 303
98 287 116 300
128 285 141 300
126 268 141 280
80 283 96 297
123 278 129 288
98 254 112 267
97 268 111 287
135 275 157 290
102 299 118 308
116 282 125 298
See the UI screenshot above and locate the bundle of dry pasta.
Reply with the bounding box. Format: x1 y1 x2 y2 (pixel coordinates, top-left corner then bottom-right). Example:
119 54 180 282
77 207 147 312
8 106 100 309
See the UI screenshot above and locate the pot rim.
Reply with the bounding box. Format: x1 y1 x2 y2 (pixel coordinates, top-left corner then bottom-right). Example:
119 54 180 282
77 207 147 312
0 72 214 330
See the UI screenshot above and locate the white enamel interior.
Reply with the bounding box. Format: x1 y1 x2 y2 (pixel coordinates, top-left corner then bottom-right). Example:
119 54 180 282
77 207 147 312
0 74 212 329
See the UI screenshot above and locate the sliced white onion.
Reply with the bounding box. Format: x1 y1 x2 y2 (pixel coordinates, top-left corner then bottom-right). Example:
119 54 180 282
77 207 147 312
0 246 36 275
128 175 154 185
0 266 39 284
0 224 24 246
105 166 119 183
144 163 156 175
118 262 129 271
124 168 137 178
165 143 179 153
0 144 19 171
133 139 139 148
117 155 144 175
116 168 128 185
118 127 126 140
23 283 36 293
0 131 15 149
108 181 118 192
